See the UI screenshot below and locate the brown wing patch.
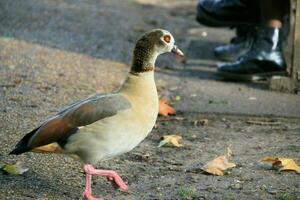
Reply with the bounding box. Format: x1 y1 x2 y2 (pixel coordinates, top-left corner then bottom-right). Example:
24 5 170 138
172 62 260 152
69 103 96 126
24 94 130 151
67 95 131 126
29 118 72 148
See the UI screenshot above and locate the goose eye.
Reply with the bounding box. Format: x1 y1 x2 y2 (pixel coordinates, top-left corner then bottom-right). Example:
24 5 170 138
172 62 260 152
163 35 171 43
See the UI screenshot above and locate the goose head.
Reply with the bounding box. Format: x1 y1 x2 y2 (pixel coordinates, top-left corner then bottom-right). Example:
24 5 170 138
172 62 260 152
131 29 184 73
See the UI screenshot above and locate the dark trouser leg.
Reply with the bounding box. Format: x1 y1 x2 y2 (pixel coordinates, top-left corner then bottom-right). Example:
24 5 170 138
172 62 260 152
196 0 260 27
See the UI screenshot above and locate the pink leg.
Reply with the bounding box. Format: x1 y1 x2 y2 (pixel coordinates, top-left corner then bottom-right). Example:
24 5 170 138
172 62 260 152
82 164 128 200
82 172 102 200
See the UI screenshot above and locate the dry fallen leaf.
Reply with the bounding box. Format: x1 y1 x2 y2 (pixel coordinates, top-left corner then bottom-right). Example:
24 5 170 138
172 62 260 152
9 96 22 102
1 162 28 175
13 78 22 85
261 157 300 173
159 98 176 116
201 148 236 176
158 135 183 147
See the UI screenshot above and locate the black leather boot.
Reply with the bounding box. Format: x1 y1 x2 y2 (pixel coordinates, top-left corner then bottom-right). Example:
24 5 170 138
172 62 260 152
217 27 287 81
214 26 255 61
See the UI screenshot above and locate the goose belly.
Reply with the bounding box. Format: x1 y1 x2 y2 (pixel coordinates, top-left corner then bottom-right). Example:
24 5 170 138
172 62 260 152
64 108 157 163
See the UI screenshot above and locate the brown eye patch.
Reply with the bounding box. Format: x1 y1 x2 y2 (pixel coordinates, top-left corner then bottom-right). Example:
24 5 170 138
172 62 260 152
163 35 171 43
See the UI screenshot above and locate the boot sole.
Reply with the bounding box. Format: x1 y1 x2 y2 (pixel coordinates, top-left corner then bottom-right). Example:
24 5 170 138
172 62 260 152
214 49 250 62
217 71 288 82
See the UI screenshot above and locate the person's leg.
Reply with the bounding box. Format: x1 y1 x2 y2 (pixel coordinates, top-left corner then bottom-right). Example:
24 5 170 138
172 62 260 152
261 0 284 28
196 0 260 27
217 0 288 81
196 0 261 62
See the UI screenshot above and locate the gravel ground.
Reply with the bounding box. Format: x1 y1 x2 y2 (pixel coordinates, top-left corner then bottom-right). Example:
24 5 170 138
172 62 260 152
0 0 299 200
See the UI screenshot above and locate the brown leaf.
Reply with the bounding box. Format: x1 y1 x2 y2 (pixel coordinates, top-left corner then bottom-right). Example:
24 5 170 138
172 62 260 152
159 98 176 116
9 96 22 102
201 148 236 176
158 135 183 147
261 157 300 173
13 78 22 85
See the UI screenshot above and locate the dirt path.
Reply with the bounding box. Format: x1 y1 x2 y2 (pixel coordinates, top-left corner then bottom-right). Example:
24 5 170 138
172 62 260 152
0 0 299 200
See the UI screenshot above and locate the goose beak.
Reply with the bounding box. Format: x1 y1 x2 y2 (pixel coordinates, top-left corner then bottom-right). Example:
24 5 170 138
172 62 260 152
171 45 184 57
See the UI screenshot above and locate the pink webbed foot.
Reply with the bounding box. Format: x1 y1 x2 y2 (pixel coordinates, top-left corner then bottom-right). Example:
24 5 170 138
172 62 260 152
82 164 128 199
106 176 128 191
82 191 103 200
84 164 128 191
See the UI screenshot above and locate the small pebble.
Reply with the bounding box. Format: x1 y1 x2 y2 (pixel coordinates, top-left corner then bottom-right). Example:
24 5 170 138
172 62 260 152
267 188 278 194
201 31 207 37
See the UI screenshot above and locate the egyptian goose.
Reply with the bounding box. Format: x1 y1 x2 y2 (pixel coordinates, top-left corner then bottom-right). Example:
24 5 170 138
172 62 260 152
10 29 184 200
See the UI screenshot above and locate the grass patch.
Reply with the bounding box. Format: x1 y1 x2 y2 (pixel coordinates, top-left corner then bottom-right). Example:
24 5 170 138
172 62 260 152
177 186 199 200
276 194 296 200
223 194 235 200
